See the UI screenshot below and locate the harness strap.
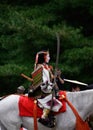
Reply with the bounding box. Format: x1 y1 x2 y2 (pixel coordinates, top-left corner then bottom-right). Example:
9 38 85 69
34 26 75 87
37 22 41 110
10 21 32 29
33 100 38 130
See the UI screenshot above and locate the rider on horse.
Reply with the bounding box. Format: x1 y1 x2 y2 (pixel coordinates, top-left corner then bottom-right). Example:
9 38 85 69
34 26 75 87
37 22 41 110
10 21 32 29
28 50 62 128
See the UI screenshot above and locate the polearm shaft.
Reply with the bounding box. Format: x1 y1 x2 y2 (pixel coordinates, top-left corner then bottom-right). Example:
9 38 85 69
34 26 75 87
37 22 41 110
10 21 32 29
54 33 60 83
50 33 60 110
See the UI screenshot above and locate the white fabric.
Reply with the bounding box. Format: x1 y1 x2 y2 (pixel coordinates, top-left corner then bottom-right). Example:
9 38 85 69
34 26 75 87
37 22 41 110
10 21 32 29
42 67 50 83
40 82 52 93
38 94 62 112
40 66 52 93
22 128 27 130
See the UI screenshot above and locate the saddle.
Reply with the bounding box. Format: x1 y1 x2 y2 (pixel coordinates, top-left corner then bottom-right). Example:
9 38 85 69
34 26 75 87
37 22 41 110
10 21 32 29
18 91 66 117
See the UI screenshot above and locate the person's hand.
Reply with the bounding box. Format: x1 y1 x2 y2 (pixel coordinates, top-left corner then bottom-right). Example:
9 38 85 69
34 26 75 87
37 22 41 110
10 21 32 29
57 72 60 78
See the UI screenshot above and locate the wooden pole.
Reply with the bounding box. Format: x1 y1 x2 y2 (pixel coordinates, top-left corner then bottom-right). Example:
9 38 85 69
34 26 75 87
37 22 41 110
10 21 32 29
21 73 33 82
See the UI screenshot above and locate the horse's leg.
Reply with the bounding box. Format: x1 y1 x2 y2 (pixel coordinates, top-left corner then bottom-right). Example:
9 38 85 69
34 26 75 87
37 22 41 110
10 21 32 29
4 124 20 130
7 126 19 130
0 120 21 130
0 122 7 130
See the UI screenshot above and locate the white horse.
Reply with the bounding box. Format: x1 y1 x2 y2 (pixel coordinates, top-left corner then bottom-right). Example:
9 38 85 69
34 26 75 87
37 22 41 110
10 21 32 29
0 89 93 130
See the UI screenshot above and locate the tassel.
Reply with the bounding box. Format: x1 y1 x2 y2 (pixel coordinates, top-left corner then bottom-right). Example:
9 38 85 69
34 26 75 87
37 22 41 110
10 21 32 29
33 100 38 130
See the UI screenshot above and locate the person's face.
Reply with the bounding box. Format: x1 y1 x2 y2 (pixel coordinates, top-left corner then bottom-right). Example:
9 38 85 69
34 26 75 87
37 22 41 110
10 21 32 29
17 89 24 94
72 87 80 92
45 53 50 63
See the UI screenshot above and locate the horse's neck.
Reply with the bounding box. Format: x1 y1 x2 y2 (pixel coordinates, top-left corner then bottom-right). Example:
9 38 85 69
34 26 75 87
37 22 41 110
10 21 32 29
67 90 93 120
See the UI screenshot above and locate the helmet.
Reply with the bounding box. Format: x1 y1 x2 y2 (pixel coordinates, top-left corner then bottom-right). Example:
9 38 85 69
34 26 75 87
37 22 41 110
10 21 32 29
17 86 25 91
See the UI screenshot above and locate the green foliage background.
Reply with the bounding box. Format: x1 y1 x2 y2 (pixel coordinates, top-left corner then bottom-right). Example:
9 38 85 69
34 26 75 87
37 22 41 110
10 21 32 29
0 0 93 95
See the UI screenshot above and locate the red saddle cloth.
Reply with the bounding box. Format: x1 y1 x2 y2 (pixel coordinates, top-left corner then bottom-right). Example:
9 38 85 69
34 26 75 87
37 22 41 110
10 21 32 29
18 91 66 117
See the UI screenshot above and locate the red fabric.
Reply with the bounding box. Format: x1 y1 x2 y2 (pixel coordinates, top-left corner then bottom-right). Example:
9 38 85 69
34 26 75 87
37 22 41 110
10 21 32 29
55 91 66 114
33 100 38 130
19 96 42 117
18 91 66 117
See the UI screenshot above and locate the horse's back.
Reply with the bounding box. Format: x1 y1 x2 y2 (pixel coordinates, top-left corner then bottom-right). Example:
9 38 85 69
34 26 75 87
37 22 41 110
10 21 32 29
0 94 20 110
0 94 21 130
